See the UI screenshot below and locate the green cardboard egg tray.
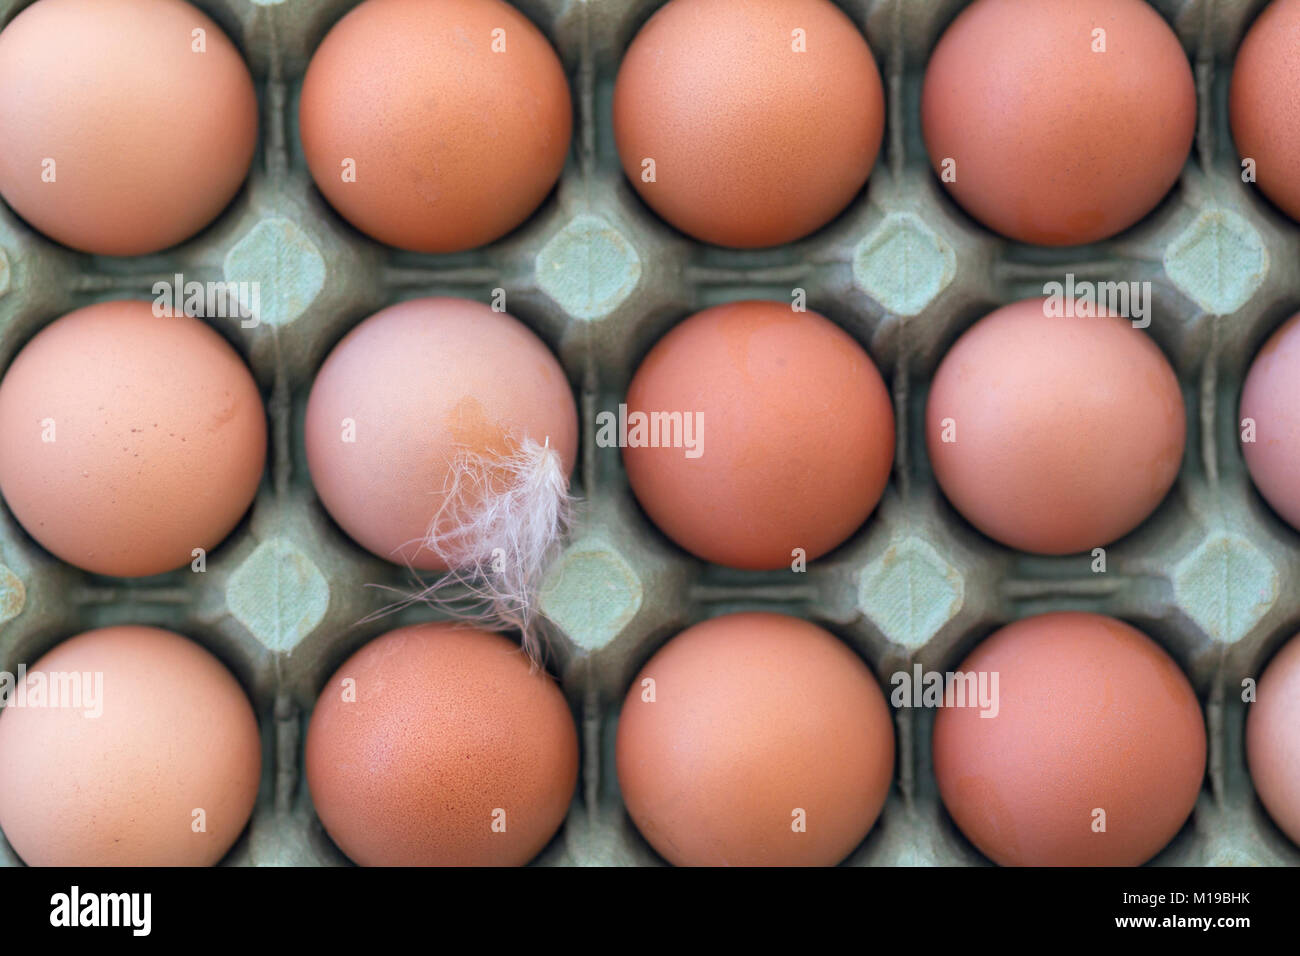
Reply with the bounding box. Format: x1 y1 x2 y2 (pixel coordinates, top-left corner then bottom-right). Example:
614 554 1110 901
1 0 1298 866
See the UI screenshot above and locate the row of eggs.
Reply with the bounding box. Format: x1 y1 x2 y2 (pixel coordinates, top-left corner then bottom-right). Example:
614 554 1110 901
2 295 1300 577
3 0 1300 256
2 610 1299 867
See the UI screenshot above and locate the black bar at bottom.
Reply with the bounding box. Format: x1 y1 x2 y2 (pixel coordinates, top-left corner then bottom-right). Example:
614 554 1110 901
0 864 1279 942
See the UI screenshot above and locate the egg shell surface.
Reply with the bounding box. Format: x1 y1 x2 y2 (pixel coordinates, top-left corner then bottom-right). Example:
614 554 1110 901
623 300 894 570
0 625 262 866
613 0 885 248
0 0 257 255
303 297 577 570
616 612 895 866
921 0 1195 245
925 297 1185 555
305 623 579 866
0 299 267 577
932 611 1206 867
299 0 572 253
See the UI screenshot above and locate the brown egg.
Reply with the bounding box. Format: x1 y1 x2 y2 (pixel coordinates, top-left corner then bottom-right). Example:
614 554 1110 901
1247 633 1300 847
304 297 577 571
0 626 262 866
1231 0 1300 223
0 0 257 256
921 0 1195 246
0 300 266 577
623 301 894 570
933 612 1205 866
1240 313 1300 532
305 623 578 866
299 0 571 253
925 298 1185 554
613 0 885 248
616 613 895 866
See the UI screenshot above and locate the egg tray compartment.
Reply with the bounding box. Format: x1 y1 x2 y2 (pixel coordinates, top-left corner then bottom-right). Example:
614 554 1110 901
1 0 1299 867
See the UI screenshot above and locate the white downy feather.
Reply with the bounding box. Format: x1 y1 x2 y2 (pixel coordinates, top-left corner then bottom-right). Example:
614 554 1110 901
373 435 574 664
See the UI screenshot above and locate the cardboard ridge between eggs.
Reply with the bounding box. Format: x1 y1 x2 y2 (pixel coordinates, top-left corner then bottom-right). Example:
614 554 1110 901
0 0 1297 866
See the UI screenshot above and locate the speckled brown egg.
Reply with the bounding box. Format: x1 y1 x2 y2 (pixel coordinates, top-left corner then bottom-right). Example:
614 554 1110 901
613 0 885 248
0 0 257 256
922 0 1195 246
1247 632 1300 847
623 301 894 570
925 298 1185 554
0 300 267 577
304 297 577 570
299 0 572 253
0 625 262 866
1231 0 1300 224
616 613 895 866
933 612 1206 866
305 623 578 866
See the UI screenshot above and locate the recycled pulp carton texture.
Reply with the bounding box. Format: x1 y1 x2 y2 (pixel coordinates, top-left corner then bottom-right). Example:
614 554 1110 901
0 0 1297 867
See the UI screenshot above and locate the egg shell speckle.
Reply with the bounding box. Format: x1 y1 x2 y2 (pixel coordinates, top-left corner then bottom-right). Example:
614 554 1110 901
304 623 579 866
613 0 885 248
0 625 262 866
299 0 572 253
0 299 267 577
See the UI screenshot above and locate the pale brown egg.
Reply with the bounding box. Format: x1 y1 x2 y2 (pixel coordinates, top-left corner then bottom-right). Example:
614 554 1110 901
613 0 885 248
0 0 257 256
1246 632 1300 847
0 300 267 577
933 612 1205 866
623 301 894 570
925 298 1185 554
0 626 262 866
304 297 577 571
616 613 895 866
305 623 578 866
299 0 572 253
1239 313 1300 532
1231 0 1300 223
922 0 1195 246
